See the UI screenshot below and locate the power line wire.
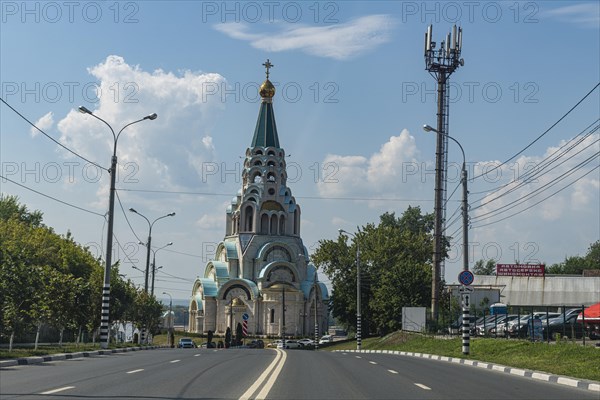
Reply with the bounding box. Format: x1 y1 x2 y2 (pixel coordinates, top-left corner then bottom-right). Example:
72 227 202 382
1 174 105 217
472 165 600 229
470 120 599 197
115 190 143 243
1 97 106 171
470 82 600 181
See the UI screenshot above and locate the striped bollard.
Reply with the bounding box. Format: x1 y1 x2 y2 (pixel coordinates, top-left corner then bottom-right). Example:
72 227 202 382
462 293 470 355
100 284 110 348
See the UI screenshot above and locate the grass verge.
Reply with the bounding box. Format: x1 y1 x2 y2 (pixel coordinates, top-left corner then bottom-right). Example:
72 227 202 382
328 332 600 382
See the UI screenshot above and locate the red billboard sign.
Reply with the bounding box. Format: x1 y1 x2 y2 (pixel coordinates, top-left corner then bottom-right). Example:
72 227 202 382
496 264 545 277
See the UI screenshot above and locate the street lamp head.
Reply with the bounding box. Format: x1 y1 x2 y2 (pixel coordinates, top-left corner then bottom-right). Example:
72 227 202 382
168 212 176 217
145 113 158 120
129 208 138 213
422 124 436 133
167 242 173 246
338 228 346 234
78 106 93 115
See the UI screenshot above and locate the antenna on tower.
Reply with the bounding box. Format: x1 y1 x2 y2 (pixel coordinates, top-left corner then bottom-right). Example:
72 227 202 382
424 24 464 324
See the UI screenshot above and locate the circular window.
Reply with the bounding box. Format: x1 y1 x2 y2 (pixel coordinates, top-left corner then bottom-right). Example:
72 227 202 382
268 188 275 195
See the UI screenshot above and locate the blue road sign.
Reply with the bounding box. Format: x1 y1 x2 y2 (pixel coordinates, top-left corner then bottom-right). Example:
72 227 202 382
242 313 249 321
458 270 474 286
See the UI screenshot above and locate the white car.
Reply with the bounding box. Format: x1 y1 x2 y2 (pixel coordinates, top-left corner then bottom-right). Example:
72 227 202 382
319 335 333 344
297 338 314 346
277 340 301 349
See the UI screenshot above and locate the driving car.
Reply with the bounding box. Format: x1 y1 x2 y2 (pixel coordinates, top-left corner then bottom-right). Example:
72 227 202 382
178 338 196 348
297 338 314 346
319 335 333 344
277 340 301 349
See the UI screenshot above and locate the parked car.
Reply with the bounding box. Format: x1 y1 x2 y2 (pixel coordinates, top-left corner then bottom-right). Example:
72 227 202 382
506 313 559 338
476 314 510 336
200 342 216 348
319 335 333 344
247 340 264 348
542 313 586 340
277 340 301 349
178 338 196 348
447 316 477 335
297 338 314 346
488 315 520 336
267 340 282 348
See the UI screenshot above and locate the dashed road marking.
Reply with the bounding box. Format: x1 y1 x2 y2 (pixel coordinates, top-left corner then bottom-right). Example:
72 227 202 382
40 386 75 395
369 361 377 365
170 360 181 363
388 369 398 374
414 383 431 390
194 354 201 357
355 356 362 359
126 369 144 374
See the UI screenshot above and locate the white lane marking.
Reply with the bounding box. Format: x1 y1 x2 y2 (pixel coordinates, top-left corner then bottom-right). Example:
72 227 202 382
126 369 144 374
355 356 362 359
255 349 287 399
369 361 377 365
239 349 283 400
388 369 398 374
39 386 75 395
342 352 347 355
414 383 431 390
170 359 181 363
194 354 201 357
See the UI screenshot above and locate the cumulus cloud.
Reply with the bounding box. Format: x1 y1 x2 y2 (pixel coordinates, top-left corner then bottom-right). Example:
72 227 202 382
56 55 226 210
316 129 421 199
214 15 396 60
31 112 54 137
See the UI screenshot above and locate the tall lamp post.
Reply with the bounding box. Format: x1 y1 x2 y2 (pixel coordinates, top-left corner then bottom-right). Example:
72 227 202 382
148 242 173 295
423 124 471 355
338 229 361 350
78 106 157 349
129 208 175 293
163 291 173 347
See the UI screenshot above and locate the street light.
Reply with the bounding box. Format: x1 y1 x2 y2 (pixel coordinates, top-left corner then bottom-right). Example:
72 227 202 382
143 242 172 296
338 228 362 351
129 208 175 293
423 124 471 355
78 106 157 349
163 291 173 347
422 124 469 273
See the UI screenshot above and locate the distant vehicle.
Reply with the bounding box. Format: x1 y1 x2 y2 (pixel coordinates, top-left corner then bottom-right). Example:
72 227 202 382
319 335 333 344
267 340 282 348
297 338 314 346
200 342 216 348
178 338 196 348
247 340 264 349
277 340 301 349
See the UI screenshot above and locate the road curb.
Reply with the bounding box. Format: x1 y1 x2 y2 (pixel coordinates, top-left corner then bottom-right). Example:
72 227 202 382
0 346 160 367
335 349 600 392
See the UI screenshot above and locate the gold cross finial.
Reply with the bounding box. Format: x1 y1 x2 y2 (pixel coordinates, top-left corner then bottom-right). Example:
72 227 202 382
263 59 274 78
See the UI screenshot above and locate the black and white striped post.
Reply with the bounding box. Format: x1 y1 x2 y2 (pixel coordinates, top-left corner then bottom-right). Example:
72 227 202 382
462 290 471 355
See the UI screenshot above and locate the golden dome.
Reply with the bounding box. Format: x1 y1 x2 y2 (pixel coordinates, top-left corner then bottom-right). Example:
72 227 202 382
260 79 275 98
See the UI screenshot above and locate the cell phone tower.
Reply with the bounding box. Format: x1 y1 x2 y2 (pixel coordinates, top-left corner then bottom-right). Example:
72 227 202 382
424 25 464 322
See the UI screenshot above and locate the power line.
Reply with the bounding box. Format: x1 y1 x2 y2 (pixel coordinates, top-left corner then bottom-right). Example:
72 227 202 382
1 174 105 217
472 165 599 229
161 248 204 259
472 152 599 222
115 190 143 243
471 134 599 212
470 119 599 197
0 97 106 171
470 82 600 181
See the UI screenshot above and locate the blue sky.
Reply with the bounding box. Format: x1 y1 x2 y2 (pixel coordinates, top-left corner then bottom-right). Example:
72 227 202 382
1 1 599 303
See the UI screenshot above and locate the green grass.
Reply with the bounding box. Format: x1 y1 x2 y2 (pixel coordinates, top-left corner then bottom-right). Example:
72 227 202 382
328 332 600 382
0 342 143 360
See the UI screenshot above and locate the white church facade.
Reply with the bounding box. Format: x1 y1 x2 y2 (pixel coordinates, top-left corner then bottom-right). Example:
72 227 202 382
188 61 329 338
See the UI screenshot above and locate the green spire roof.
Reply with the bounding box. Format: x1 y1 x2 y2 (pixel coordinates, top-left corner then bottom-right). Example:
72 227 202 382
251 101 280 148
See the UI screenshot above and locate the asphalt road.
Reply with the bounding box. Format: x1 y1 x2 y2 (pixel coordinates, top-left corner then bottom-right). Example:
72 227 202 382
1 348 597 399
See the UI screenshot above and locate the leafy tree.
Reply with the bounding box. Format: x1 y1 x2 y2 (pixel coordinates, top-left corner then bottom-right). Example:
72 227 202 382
225 327 232 348
313 207 437 336
236 322 243 346
473 259 496 275
0 194 43 227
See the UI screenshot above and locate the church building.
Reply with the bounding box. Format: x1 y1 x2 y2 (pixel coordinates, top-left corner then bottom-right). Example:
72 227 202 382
188 61 329 338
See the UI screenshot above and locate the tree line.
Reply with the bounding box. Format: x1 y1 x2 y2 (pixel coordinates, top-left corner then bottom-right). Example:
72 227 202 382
0 195 163 350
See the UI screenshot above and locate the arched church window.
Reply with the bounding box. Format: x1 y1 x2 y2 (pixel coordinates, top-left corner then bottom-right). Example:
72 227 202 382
260 214 269 234
265 245 291 262
279 215 285 235
267 160 276 167
270 215 278 235
254 160 262 166
270 309 275 324
253 174 262 184
244 206 253 231
267 172 276 182
267 150 276 156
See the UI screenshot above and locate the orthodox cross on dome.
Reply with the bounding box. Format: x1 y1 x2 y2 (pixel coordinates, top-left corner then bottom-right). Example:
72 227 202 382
263 59 274 78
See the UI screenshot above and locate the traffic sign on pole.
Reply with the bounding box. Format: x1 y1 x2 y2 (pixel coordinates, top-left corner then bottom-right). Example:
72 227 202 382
458 270 474 286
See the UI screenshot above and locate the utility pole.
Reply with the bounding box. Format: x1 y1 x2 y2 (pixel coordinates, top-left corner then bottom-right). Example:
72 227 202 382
424 25 464 323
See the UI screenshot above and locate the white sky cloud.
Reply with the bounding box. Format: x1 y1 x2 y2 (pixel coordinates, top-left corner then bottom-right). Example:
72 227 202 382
543 3 600 27
56 55 226 210
31 112 54 137
214 15 396 60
